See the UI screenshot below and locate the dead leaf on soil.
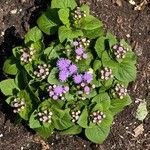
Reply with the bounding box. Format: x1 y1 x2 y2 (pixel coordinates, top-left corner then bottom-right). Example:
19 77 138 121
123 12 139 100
112 0 123 6
134 0 148 10
133 124 144 137
136 99 148 121
129 0 136 5
128 0 149 10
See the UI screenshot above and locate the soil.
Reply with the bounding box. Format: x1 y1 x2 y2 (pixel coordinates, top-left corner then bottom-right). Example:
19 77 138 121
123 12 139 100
0 0 150 150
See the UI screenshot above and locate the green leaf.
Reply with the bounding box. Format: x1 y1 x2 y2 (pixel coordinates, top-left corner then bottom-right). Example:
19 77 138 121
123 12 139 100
123 51 137 65
110 95 132 116
12 46 22 58
95 36 106 58
83 27 103 39
6 96 13 104
92 93 110 110
85 90 97 99
102 51 137 83
99 111 113 128
29 111 41 129
15 70 28 90
93 60 101 71
51 0 77 10
37 9 61 35
77 108 89 128
85 125 110 144
3 56 18 75
47 68 60 84
24 63 34 78
77 15 103 30
31 41 45 56
136 100 148 121
58 8 70 26
35 125 54 138
25 26 43 44
120 39 132 51
114 61 137 83
59 26 83 43
44 43 63 60
65 93 74 101
53 110 73 130
61 125 82 135
0 79 18 96
80 4 90 15
106 32 117 48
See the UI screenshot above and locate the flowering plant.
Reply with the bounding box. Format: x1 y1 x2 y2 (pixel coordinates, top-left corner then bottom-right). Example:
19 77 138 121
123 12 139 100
0 0 137 144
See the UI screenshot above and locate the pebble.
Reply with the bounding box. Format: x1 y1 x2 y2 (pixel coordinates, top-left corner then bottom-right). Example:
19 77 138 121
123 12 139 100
21 146 24 150
126 34 130 38
10 9 17 14
1 31 4 36
0 133 3 138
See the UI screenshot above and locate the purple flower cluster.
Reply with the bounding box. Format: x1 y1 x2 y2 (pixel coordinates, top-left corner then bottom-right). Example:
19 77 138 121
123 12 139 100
48 85 69 100
37 110 53 123
73 37 90 62
113 84 127 99
20 47 35 63
90 110 106 124
112 44 127 59
72 7 86 20
101 67 113 80
57 58 77 82
34 64 50 80
71 110 81 123
11 97 25 113
73 72 95 99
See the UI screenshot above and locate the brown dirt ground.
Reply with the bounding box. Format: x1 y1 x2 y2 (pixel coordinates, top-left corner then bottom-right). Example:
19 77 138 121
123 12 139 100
0 0 150 150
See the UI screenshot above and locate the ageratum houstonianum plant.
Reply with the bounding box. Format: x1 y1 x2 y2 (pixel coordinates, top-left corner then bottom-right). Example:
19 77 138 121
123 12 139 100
0 0 137 144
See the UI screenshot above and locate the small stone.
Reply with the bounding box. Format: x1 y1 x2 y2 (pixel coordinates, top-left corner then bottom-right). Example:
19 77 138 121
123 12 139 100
10 9 17 14
0 133 3 138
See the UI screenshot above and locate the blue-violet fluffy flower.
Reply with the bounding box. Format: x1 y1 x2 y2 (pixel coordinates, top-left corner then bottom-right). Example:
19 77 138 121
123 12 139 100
83 72 93 83
57 58 71 70
73 74 83 84
68 64 77 75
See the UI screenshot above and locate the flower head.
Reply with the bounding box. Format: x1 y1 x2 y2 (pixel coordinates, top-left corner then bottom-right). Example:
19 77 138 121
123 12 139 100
57 58 71 70
83 72 93 83
59 70 69 81
73 74 83 84
68 64 77 75
84 86 90 94
53 85 63 95
73 41 79 46
75 47 84 55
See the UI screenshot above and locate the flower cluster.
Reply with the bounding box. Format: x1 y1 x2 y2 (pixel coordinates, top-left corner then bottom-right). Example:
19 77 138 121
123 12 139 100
48 85 69 100
90 110 106 124
37 109 53 123
10 98 25 113
73 72 95 99
71 110 81 123
72 7 86 20
73 37 90 62
114 84 127 99
57 58 77 81
112 44 127 59
34 64 50 79
20 48 35 63
100 67 113 80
